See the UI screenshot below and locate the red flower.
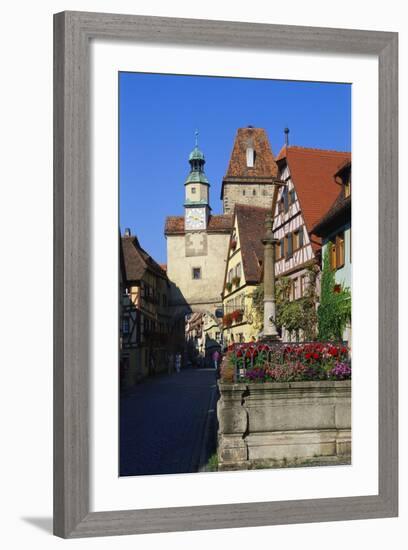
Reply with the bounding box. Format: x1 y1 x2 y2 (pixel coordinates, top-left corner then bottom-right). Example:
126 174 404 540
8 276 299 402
333 284 341 293
313 352 320 359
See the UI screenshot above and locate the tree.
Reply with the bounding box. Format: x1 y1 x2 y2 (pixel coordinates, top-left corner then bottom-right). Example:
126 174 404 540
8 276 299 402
317 247 351 341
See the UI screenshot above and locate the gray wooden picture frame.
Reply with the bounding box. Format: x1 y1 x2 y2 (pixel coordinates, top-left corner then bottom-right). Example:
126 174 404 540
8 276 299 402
53 11 398 538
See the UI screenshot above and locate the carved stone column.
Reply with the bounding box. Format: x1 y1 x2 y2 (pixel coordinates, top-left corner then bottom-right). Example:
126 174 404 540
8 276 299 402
262 211 279 339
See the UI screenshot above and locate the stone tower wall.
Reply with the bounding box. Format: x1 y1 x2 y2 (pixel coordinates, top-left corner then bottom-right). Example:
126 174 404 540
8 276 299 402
223 182 275 214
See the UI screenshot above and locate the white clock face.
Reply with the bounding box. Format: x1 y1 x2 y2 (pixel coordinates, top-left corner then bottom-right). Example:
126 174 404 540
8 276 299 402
185 208 206 230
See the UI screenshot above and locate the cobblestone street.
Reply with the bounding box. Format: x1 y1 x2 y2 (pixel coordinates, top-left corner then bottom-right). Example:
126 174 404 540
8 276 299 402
120 368 218 476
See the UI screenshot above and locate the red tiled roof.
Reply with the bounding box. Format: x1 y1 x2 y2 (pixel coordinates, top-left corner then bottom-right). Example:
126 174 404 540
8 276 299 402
164 214 233 235
277 146 351 238
311 191 351 237
224 127 278 180
121 235 167 282
235 204 269 284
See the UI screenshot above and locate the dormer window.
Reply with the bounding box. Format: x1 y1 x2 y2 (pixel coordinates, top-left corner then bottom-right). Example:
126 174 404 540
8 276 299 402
246 147 255 167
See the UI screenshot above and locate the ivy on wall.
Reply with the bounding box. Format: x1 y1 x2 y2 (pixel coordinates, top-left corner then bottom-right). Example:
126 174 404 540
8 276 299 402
317 248 351 341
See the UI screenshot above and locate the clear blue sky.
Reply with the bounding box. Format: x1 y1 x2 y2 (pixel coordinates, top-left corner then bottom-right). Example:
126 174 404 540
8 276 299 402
119 72 351 264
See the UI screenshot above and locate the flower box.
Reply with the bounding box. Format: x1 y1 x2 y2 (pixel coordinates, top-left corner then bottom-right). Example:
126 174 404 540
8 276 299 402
231 309 243 323
232 276 241 287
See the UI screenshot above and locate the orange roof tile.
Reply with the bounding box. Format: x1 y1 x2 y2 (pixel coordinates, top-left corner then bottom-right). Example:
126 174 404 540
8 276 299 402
277 146 351 235
224 127 278 180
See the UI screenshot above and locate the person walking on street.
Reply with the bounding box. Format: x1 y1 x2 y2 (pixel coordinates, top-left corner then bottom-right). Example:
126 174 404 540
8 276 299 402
175 352 181 374
212 349 220 371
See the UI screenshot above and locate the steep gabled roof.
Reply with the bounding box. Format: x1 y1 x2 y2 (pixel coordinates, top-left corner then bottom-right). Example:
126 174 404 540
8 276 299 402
221 127 278 198
235 204 269 284
121 235 167 283
164 214 233 236
276 146 351 237
311 190 351 237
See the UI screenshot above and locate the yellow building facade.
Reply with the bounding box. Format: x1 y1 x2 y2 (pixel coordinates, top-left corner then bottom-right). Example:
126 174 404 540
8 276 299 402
221 204 269 345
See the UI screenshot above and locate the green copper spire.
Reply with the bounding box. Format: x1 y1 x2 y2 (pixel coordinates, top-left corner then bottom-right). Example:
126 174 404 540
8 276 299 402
185 130 209 184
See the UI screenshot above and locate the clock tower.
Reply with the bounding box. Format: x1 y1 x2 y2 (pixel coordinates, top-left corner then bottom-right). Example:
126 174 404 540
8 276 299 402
184 131 210 231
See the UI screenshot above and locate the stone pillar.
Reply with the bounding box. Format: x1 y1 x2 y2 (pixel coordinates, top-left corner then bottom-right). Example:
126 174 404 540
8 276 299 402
262 211 279 339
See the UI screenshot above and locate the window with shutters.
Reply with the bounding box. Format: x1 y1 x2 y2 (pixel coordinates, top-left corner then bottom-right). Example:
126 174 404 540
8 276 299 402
329 231 345 270
275 241 281 260
336 233 345 268
289 189 296 205
280 238 284 258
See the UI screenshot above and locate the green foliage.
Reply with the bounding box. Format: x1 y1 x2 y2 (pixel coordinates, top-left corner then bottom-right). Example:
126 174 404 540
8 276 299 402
317 248 351 341
251 265 319 340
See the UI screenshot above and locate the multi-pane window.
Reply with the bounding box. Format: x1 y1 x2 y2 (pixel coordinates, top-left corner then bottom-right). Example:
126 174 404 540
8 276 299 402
289 189 296 205
192 267 201 279
286 233 293 259
191 187 196 194
235 263 242 278
283 188 289 213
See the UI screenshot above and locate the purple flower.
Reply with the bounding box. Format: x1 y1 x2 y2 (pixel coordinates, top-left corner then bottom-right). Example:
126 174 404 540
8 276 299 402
328 362 352 380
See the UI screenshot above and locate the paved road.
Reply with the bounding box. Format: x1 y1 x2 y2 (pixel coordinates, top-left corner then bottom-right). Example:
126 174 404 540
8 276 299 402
120 368 218 476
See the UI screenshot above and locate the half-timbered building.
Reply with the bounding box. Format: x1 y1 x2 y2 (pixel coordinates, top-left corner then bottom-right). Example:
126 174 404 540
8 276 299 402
273 146 351 340
120 231 172 385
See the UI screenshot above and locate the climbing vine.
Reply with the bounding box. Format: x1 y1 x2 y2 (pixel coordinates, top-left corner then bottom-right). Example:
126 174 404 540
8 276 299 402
317 247 351 341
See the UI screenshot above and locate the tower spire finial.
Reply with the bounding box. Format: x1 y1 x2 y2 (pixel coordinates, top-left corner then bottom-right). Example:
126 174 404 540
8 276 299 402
284 127 290 146
195 129 199 147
